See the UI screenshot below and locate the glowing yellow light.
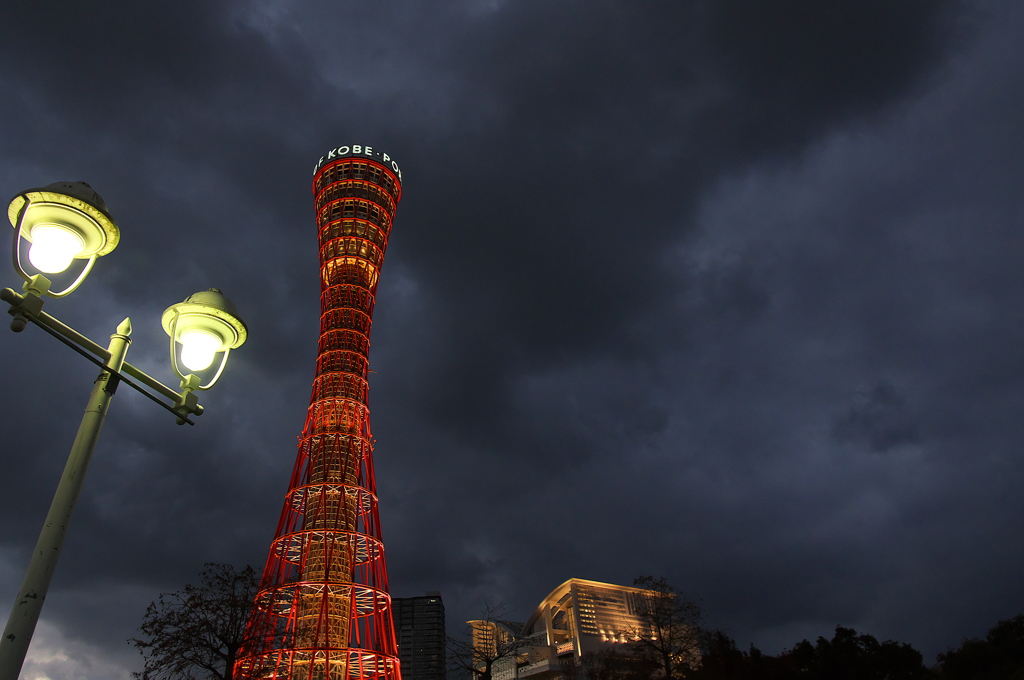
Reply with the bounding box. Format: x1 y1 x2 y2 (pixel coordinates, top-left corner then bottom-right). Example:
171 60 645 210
28 224 86 273
179 329 224 371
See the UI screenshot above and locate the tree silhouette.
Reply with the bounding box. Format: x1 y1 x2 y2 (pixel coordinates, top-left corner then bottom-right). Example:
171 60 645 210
130 563 258 680
448 603 526 680
625 576 705 679
775 626 932 680
687 627 932 680
938 614 1024 679
688 630 785 680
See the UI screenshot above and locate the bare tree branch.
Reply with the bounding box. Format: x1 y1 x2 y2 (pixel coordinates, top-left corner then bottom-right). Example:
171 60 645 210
622 577 705 680
448 603 527 680
130 563 258 680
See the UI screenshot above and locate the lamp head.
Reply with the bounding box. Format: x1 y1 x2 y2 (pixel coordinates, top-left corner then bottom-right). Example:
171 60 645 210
162 289 247 380
8 182 119 274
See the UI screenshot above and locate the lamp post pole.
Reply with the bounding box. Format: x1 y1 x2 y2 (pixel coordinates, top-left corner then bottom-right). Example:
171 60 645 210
0 318 133 680
0 181 248 680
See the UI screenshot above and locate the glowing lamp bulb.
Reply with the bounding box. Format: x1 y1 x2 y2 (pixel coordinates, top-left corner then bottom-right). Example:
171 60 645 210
28 224 86 274
179 329 223 372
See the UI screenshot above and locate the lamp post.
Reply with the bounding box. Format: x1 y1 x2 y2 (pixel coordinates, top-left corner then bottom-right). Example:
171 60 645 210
0 181 247 680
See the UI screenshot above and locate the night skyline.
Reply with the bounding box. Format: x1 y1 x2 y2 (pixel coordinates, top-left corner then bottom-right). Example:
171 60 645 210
1 2 1023 678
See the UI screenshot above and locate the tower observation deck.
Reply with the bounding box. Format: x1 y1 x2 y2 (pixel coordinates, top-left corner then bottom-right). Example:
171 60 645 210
236 144 404 680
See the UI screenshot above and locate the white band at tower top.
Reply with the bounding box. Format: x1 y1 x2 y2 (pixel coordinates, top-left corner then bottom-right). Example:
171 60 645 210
313 144 402 182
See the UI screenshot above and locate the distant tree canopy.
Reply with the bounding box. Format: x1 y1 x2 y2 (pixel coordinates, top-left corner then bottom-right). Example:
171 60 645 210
689 630 778 680
777 626 932 680
937 614 1024 680
686 625 933 680
130 563 258 680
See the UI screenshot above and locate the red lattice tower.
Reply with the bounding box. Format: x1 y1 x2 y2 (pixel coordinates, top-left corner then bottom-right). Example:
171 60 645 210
237 145 403 680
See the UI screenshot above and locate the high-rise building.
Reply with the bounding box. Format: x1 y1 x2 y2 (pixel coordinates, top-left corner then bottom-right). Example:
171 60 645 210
236 144 404 680
393 591 446 680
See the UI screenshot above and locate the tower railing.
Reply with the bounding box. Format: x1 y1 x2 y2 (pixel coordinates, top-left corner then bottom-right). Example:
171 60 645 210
236 147 403 680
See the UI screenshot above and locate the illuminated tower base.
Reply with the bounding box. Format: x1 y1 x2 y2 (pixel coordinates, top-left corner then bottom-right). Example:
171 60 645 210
237 145 403 680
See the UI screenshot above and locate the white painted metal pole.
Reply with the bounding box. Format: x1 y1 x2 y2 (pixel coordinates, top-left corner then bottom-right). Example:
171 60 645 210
0 318 133 680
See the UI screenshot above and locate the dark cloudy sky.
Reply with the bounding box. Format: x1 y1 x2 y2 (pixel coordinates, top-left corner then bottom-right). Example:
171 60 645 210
2 1 1023 677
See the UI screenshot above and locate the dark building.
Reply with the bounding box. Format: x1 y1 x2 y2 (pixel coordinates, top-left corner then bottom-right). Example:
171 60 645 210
394 591 446 680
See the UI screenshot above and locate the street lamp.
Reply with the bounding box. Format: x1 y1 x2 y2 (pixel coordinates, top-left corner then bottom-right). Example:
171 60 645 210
0 181 247 680
8 180 119 297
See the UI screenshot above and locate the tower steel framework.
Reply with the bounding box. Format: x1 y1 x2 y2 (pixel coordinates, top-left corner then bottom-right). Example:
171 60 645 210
237 145 403 680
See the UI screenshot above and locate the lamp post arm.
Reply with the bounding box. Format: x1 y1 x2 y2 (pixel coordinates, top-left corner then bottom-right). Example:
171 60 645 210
119 360 193 407
0 319 133 680
2 288 109 356
0 288 205 421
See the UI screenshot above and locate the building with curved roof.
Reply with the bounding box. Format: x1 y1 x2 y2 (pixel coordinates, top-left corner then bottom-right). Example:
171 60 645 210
468 579 660 680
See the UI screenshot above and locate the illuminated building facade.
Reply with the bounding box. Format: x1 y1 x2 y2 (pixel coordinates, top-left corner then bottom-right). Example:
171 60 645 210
393 592 446 680
470 579 659 680
236 144 403 680
466 620 525 680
